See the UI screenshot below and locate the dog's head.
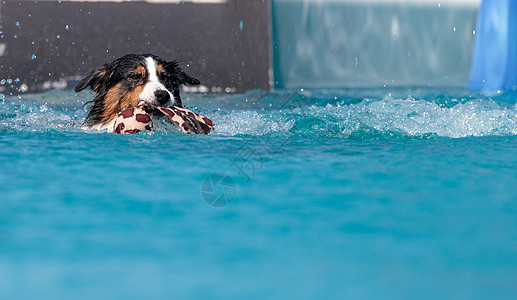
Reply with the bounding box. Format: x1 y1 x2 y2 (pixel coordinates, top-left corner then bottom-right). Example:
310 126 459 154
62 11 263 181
75 54 200 128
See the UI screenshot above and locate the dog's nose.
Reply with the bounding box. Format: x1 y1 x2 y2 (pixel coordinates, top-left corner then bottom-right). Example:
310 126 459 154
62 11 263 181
155 90 170 105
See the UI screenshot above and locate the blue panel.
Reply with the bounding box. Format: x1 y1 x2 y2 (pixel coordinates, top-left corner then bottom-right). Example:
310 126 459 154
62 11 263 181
468 0 517 91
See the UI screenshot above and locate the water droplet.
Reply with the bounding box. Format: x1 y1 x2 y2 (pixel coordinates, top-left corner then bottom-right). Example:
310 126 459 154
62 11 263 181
15 21 20 27
239 20 243 31
65 25 69 30
31 54 37 60
56 35 60 39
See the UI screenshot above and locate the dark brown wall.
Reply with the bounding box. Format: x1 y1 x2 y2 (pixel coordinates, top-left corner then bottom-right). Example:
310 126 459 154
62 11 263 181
0 0 271 94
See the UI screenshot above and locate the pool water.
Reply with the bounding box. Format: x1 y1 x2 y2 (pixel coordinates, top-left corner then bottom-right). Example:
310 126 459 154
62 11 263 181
1 88 517 299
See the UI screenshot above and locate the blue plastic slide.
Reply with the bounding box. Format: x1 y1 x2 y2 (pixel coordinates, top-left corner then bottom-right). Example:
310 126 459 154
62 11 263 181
469 0 517 91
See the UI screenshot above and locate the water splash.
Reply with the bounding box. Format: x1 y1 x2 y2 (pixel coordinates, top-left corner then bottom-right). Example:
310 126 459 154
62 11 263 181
286 97 517 138
0 101 82 132
204 90 517 139
3 89 517 138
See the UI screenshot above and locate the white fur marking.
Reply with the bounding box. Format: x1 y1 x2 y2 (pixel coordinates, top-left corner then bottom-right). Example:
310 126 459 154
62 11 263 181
139 57 174 106
146 57 159 82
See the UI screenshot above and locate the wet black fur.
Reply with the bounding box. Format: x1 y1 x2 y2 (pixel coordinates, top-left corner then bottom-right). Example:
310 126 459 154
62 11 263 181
75 54 200 127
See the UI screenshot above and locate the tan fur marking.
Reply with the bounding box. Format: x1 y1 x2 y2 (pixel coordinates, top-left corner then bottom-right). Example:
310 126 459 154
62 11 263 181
100 83 145 124
157 64 164 76
100 83 124 124
135 65 146 77
121 84 145 111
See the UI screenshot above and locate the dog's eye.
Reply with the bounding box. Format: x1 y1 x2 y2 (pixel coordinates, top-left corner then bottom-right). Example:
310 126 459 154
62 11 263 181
129 73 143 81
159 72 172 81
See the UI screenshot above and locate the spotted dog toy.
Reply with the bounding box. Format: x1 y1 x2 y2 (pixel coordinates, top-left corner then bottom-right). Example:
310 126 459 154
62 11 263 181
113 101 213 134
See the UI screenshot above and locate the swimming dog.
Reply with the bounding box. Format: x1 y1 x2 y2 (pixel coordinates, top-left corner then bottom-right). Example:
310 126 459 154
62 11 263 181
75 54 200 131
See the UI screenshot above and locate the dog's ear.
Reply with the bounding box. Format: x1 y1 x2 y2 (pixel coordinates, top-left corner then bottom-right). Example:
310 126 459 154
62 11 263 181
74 63 114 93
178 70 201 86
166 60 201 86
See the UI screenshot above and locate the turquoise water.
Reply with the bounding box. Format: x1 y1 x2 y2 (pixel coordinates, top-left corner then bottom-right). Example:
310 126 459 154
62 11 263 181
1 89 517 299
